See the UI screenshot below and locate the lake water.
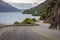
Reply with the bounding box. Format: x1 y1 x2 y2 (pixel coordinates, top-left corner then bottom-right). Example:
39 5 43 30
0 12 39 25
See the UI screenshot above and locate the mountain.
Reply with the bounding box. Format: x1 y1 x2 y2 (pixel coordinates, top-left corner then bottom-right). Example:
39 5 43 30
0 0 21 12
23 0 49 16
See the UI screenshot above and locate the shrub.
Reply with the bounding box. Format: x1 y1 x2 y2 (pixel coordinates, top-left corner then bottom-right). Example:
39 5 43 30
0 23 3 26
40 13 46 20
32 18 36 21
14 21 20 24
21 18 36 25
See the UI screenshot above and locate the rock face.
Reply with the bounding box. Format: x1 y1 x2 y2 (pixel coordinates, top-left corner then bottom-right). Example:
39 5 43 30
0 0 20 12
44 0 60 29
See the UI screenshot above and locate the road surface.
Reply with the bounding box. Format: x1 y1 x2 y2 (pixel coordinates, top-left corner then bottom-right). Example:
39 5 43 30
0 21 60 40
0 27 50 40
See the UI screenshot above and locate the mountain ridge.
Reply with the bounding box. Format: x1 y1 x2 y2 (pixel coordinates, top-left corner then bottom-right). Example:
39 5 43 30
23 0 49 16
0 0 21 12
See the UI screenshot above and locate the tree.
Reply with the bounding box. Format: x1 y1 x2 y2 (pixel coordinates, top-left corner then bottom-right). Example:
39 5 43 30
21 18 36 25
14 21 20 24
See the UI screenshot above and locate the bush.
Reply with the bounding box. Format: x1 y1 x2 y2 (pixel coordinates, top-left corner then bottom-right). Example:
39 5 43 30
21 18 36 25
14 21 20 24
0 23 3 26
40 13 45 20
32 18 36 21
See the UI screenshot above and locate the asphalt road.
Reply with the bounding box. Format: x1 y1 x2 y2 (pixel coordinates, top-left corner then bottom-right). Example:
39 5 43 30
0 27 50 40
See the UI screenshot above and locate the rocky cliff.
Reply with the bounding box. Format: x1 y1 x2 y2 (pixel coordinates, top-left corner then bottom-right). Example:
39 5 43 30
44 0 60 29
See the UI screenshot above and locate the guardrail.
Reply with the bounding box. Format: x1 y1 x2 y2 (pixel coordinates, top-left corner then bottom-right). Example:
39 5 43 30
0 24 39 27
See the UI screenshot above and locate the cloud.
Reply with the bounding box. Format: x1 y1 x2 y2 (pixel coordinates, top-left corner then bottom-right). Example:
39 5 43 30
3 0 46 3
3 0 35 3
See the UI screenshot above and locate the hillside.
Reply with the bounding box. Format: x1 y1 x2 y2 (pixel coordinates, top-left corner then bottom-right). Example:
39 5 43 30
23 0 51 16
0 0 21 12
23 0 52 20
44 0 60 29
23 0 60 29
23 1 47 16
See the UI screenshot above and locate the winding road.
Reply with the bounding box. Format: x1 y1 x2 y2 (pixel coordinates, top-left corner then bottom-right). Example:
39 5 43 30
0 21 60 40
0 27 50 40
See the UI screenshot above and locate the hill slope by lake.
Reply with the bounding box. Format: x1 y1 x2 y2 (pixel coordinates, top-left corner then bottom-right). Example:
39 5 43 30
0 0 21 12
23 0 47 15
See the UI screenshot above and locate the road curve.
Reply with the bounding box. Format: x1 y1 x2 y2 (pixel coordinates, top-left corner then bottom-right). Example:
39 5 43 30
0 27 50 40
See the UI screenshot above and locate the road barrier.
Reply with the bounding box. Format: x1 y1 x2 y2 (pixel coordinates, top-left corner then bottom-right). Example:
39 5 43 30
0 24 39 27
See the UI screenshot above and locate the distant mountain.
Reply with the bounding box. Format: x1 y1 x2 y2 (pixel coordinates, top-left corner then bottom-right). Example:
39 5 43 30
23 0 52 16
0 0 21 12
23 0 46 15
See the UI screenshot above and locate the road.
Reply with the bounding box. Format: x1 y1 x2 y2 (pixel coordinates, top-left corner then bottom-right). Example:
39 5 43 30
0 26 50 40
0 21 60 40
32 21 60 40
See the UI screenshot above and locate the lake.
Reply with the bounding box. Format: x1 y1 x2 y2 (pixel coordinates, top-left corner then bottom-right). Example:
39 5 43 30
0 12 39 25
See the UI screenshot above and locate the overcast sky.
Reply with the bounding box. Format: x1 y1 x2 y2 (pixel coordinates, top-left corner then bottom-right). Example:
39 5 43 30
3 0 46 4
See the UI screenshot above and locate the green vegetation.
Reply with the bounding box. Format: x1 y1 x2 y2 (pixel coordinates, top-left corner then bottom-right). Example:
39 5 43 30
32 18 36 21
23 1 47 20
21 18 36 25
0 23 3 26
23 5 46 16
40 13 46 20
14 18 36 25
14 21 20 24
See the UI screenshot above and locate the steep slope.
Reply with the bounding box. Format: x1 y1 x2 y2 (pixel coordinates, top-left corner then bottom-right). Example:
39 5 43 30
44 0 60 29
0 0 21 12
23 0 51 16
23 0 52 20
23 1 47 16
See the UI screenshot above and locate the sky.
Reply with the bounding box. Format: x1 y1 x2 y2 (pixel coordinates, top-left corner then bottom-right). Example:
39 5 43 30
3 0 46 9
3 0 46 4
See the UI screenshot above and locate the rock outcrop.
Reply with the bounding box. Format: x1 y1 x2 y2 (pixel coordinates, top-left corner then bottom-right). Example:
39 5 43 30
44 0 60 29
